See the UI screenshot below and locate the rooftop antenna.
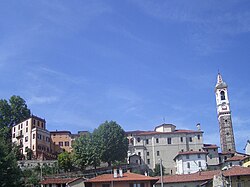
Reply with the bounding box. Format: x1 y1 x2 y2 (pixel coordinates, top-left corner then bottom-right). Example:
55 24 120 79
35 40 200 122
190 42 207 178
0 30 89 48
163 117 166 124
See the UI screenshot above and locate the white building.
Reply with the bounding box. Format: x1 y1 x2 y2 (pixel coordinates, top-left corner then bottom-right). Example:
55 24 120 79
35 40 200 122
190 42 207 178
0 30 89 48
12 115 55 160
174 151 207 174
127 123 204 174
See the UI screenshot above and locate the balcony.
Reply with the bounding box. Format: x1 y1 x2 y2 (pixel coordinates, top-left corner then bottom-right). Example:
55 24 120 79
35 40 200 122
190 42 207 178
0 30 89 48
16 132 23 139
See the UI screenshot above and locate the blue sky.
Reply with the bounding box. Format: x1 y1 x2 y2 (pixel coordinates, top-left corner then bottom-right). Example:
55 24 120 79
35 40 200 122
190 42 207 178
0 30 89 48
0 0 250 152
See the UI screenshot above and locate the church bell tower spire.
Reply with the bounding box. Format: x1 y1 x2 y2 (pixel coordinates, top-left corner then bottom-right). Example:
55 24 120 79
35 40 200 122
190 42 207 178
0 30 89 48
215 73 236 153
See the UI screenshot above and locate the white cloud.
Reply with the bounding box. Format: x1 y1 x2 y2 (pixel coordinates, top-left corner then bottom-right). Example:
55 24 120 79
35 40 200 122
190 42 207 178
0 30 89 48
28 96 58 105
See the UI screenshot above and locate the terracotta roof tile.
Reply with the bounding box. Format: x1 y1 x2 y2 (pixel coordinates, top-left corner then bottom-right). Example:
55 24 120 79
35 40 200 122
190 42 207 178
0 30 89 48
86 172 158 183
225 156 246 162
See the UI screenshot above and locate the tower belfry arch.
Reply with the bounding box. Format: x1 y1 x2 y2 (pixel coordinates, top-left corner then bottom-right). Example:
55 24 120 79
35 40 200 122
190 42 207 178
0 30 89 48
215 73 236 153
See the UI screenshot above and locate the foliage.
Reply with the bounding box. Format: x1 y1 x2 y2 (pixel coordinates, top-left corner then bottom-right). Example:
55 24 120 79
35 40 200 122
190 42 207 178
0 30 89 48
153 163 165 176
0 99 12 128
92 121 128 166
9 95 31 125
25 147 33 160
72 133 100 170
22 169 40 187
0 130 22 187
58 151 73 172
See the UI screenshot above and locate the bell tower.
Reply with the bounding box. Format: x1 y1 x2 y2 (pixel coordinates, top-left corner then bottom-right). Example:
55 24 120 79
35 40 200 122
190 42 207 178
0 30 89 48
215 73 236 153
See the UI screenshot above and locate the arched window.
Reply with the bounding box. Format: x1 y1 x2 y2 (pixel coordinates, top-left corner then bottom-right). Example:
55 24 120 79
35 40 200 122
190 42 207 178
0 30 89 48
220 91 225 100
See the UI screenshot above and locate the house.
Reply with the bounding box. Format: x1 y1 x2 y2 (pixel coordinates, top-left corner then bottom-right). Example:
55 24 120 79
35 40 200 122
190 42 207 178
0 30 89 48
202 144 220 170
174 151 207 174
50 130 89 153
155 166 250 187
40 177 85 187
85 169 158 187
127 123 204 174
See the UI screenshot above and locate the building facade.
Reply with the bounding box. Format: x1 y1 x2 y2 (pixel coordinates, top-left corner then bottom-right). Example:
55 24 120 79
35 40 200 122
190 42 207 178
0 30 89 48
12 115 55 160
174 151 207 174
215 73 236 153
127 124 204 174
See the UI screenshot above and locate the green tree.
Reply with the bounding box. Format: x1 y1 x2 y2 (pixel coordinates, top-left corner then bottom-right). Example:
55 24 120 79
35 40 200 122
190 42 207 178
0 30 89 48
153 163 165 176
92 121 128 166
73 133 100 170
9 95 31 125
0 99 12 128
0 130 22 186
58 151 73 172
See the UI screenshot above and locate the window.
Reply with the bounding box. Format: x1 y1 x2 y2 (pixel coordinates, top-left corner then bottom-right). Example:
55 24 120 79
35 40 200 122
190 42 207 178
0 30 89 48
156 138 159 143
137 137 141 142
197 135 200 140
37 121 40 126
65 141 69 146
189 137 192 142
167 137 171 144
198 161 201 167
21 123 23 128
14 127 15 132
146 139 149 144
129 184 144 187
25 136 28 142
13 133 15 138
32 145 34 150
147 152 149 156
220 91 225 100
46 137 50 142
157 151 160 156
180 137 183 142
198 154 201 158
147 159 150 164
18 125 20 130
59 142 63 146
41 123 44 128
26 121 28 126
102 184 110 187
186 155 189 159
138 152 141 156
26 127 28 132
187 162 190 168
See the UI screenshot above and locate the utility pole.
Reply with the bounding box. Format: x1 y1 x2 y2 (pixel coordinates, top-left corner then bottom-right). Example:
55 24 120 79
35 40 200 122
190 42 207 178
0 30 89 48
159 158 163 187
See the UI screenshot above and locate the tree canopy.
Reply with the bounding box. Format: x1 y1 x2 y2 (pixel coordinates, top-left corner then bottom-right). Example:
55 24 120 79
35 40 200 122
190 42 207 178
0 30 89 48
92 121 128 166
73 133 100 170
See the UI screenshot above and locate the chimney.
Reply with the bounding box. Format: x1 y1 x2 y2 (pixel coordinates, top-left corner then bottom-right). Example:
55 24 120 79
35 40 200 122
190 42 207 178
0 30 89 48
113 169 118 178
119 168 123 178
144 171 148 176
196 123 201 131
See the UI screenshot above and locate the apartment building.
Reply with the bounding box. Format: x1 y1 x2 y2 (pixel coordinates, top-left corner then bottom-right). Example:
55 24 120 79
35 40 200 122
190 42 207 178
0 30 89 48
127 123 204 174
12 115 55 160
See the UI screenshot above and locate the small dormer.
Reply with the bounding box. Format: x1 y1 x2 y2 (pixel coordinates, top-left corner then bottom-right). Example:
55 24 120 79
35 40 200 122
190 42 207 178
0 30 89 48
155 124 176 132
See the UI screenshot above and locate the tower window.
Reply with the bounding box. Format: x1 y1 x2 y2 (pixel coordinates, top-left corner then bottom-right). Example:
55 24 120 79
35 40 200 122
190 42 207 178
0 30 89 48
220 91 225 100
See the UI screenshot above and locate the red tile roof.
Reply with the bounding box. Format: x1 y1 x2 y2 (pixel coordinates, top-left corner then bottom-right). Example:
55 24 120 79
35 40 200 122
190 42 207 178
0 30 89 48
40 178 80 185
86 172 158 183
158 166 250 184
225 155 247 162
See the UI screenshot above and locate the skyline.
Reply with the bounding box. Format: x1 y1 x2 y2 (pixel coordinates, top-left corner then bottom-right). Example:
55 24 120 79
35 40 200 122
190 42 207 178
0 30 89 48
0 0 250 152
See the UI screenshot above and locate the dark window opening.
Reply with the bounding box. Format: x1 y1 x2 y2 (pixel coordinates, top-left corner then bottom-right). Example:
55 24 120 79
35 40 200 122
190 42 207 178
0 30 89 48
220 91 226 100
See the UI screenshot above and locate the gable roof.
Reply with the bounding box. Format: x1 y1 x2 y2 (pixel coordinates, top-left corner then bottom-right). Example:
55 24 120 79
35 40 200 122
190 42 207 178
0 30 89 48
86 172 158 183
